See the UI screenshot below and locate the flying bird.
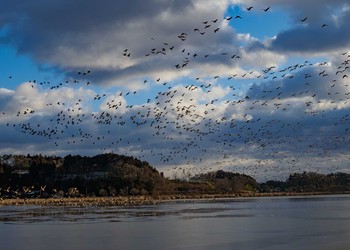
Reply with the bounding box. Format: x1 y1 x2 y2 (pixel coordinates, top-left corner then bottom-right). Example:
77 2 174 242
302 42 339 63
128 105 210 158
301 17 308 22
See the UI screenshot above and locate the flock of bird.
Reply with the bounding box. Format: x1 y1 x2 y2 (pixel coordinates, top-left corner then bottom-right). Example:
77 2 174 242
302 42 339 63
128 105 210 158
1 5 349 180
0 185 47 199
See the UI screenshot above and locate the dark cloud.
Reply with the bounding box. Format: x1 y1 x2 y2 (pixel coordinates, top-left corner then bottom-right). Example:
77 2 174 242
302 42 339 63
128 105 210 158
233 0 350 53
0 0 193 35
270 9 350 53
0 0 195 66
0 0 258 88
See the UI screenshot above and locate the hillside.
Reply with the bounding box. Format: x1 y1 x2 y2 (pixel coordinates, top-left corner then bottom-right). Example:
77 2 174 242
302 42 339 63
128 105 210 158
0 153 165 197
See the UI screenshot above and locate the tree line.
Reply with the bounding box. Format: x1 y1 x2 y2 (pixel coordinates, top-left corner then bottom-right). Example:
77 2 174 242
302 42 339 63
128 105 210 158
0 154 349 198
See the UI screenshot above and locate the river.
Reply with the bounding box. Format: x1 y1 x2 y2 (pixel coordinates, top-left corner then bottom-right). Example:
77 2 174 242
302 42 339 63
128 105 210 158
1 195 350 250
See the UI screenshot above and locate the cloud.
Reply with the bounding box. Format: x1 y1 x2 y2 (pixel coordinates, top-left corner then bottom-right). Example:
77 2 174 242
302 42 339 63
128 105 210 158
270 9 350 54
0 1 219 79
1 71 350 180
0 0 287 89
231 0 350 54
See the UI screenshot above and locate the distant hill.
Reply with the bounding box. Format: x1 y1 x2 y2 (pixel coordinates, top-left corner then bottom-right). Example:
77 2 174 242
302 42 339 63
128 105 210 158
260 172 350 193
192 170 259 193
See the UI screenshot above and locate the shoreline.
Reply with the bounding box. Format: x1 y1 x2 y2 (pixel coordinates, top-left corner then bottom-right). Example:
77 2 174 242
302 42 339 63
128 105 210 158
1 191 350 207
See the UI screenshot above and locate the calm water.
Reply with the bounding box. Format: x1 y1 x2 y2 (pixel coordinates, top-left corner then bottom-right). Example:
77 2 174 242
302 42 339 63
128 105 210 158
1 195 350 250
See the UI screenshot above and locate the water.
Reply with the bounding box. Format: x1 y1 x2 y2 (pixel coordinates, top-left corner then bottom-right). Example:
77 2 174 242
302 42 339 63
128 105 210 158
1 195 350 250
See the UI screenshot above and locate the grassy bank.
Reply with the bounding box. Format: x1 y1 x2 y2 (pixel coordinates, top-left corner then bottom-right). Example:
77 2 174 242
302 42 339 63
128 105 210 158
1 191 350 207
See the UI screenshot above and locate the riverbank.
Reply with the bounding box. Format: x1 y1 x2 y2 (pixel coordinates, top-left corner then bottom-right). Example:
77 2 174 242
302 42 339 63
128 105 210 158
1 191 350 207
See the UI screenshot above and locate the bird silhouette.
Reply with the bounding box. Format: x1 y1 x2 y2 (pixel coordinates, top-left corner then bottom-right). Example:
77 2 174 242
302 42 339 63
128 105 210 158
301 17 308 22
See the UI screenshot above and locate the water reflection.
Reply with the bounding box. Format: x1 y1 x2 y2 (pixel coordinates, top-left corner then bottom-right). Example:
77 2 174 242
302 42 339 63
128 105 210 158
1 195 350 250
1 195 350 224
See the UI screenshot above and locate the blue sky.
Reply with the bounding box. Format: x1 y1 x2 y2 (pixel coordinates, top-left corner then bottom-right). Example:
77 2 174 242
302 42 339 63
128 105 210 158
225 5 292 40
1 0 350 181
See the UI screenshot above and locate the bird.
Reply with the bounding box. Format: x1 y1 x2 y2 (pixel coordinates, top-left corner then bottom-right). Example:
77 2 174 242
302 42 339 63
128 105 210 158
301 17 308 22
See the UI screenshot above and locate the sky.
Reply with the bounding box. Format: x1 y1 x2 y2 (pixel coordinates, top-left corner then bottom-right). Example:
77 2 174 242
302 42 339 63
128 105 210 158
1 0 350 181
